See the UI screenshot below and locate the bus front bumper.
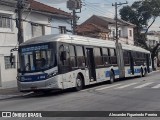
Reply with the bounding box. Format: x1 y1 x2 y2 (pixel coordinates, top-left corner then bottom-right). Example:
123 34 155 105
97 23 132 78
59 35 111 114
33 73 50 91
17 77 63 92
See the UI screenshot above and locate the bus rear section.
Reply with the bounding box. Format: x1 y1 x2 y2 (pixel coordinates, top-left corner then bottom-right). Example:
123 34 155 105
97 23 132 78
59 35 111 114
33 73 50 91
121 44 152 78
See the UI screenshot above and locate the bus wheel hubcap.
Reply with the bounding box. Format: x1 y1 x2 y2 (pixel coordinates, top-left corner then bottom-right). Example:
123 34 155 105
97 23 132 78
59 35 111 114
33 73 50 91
77 79 81 87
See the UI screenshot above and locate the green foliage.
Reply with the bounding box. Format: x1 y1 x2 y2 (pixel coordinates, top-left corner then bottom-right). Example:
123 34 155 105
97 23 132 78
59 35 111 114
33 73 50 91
119 0 160 69
120 0 160 33
120 0 160 46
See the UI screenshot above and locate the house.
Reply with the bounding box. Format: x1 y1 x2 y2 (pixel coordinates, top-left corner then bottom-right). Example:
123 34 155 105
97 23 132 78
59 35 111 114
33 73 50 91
146 35 159 48
0 0 72 88
146 31 160 68
77 23 110 40
77 15 136 45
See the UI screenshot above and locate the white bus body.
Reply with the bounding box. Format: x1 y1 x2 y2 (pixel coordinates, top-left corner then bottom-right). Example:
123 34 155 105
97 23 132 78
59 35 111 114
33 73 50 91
17 34 152 92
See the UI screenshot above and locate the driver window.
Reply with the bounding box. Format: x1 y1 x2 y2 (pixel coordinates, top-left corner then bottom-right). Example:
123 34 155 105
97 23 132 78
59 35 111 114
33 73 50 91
59 45 70 66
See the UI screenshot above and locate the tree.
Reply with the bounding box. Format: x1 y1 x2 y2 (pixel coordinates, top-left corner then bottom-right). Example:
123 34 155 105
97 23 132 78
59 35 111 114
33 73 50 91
119 0 160 70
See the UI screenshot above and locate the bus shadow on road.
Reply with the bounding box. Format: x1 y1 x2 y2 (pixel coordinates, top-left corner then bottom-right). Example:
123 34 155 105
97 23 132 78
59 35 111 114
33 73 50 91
21 76 143 98
22 88 81 98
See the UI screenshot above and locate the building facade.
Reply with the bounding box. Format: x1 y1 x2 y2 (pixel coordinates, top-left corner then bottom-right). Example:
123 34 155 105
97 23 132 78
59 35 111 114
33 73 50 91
77 23 110 40
146 35 159 48
77 15 135 45
146 31 160 68
0 0 72 88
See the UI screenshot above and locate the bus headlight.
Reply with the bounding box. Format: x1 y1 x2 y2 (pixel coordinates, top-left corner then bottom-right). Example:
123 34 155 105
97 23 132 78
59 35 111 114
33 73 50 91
47 72 57 79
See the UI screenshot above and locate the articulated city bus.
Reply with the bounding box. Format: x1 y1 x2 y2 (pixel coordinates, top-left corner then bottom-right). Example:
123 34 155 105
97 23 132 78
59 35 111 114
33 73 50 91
15 34 152 92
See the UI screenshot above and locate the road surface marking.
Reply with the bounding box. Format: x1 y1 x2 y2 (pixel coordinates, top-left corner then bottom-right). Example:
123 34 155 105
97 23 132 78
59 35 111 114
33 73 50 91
152 84 160 89
115 83 138 89
134 82 154 88
96 84 122 91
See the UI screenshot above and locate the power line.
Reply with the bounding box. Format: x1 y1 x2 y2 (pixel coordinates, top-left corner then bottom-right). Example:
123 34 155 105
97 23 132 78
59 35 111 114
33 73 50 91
85 7 105 16
85 2 111 6
86 5 109 16
104 0 112 4
86 4 114 14
85 1 115 14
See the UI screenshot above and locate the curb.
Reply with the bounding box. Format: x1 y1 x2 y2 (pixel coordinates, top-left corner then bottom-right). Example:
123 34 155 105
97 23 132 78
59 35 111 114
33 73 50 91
0 92 33 100
149 70 160 74
0 95 21 100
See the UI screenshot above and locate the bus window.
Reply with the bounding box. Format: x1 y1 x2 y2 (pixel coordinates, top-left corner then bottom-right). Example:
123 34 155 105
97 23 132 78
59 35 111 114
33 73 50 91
110 48 115 56
102 48 110 65
102 48 109 56
94 47 103 66
123 50 130 65
35 50 54 70
20 48 55 72
69 45 77 67
76 46 85 67
109 48 117 65
59 45 70 66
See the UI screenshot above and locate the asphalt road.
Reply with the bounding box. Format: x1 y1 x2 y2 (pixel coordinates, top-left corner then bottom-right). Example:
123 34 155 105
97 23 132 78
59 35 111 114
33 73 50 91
1 71 160 120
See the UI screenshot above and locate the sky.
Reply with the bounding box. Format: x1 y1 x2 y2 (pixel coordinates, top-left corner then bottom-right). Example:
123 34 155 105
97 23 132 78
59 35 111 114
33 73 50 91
36 0 160 31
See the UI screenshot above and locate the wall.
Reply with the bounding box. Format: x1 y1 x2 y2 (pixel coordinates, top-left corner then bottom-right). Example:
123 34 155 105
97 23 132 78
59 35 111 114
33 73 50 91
51 18 72 34
0 47 18 87
23 12 52 41
108 24 134 45
0 6 18 86
127 27 134 45
147 35 159 47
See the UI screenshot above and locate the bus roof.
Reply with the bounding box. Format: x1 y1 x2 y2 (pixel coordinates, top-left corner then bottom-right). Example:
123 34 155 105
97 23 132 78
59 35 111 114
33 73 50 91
20 34 150 53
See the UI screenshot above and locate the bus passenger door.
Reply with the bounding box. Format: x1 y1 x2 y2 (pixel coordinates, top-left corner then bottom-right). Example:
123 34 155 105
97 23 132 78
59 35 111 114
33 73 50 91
129 51 134 75
86 48 96 82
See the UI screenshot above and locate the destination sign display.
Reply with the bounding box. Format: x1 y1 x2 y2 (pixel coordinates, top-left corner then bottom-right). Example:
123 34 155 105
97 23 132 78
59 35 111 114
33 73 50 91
21 45 49 53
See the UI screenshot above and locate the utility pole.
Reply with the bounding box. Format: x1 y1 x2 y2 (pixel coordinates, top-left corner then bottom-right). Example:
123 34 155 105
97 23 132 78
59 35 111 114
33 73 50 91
72 10 77 35
17 0 25 44
112 1 128 43
112 1 128 79
67 0 82 35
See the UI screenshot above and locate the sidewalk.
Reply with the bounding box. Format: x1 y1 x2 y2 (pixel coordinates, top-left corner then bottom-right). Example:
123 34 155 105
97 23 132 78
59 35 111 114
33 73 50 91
0 87 20 95
0 87 23 100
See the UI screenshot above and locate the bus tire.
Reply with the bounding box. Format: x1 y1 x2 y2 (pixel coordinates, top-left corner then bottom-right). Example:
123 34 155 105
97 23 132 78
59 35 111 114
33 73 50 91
109 71 115 84
75 74 83 91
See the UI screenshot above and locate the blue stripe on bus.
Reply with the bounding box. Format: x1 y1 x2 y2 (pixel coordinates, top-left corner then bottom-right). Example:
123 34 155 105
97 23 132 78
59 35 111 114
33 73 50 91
127 68 141 74
20 73 48 82
106 71 110 77
105 69 119 77
114 69 120 75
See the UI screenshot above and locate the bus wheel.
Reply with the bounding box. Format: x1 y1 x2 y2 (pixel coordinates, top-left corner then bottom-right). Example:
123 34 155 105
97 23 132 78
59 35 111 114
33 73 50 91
109 71 115 84
75 74 83 91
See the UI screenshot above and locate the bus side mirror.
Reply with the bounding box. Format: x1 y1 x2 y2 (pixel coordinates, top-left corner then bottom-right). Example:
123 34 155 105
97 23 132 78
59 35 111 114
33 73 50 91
10 53 14 66
60 51 67 60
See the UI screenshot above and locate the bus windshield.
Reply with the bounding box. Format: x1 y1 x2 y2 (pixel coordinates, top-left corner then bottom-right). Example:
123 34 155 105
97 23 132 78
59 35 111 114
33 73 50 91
19 44 56 72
